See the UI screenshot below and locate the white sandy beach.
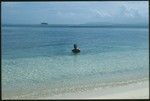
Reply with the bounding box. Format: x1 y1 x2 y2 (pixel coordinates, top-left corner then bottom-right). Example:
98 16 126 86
3 78 149 100
42 80 149 99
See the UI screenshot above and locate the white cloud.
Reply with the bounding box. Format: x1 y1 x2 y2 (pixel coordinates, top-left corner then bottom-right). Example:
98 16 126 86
92 9 111 17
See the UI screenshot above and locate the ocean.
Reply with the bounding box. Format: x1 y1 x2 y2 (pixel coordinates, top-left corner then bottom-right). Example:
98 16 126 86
2 25 149 99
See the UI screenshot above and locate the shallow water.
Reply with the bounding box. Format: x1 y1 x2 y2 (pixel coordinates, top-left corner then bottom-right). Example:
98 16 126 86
2 25 149 99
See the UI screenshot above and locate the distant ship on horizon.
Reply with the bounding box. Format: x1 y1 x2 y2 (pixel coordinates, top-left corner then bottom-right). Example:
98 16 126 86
41 22 48 25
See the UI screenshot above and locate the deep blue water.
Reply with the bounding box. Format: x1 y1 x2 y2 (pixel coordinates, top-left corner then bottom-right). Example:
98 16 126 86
2 26 148 59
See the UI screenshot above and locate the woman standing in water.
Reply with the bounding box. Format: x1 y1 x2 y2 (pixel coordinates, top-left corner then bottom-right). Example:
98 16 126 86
72 44 80 53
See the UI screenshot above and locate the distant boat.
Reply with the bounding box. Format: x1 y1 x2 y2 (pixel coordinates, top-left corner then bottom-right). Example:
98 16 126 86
41 23 48 25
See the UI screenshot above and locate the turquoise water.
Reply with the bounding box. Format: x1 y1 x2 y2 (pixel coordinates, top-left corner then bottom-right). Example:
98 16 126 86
2 25 149 98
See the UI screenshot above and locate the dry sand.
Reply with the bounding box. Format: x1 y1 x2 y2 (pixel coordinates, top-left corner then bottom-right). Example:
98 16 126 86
42 80 149 99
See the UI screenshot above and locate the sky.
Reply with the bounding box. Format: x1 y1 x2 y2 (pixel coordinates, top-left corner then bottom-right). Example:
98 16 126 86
2 1 148 25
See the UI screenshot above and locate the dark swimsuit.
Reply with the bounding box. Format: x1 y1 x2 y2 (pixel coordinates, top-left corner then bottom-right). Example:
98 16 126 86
72 48 80 53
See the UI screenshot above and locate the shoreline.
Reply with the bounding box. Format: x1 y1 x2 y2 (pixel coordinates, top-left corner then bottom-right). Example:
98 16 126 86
3 78 149 99
42 79 149 99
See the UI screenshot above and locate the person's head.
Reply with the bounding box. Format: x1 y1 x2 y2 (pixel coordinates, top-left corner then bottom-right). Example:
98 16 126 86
74 44 77 49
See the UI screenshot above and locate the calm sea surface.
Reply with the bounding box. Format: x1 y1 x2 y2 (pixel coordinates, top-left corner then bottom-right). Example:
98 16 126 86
2 25 149 98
